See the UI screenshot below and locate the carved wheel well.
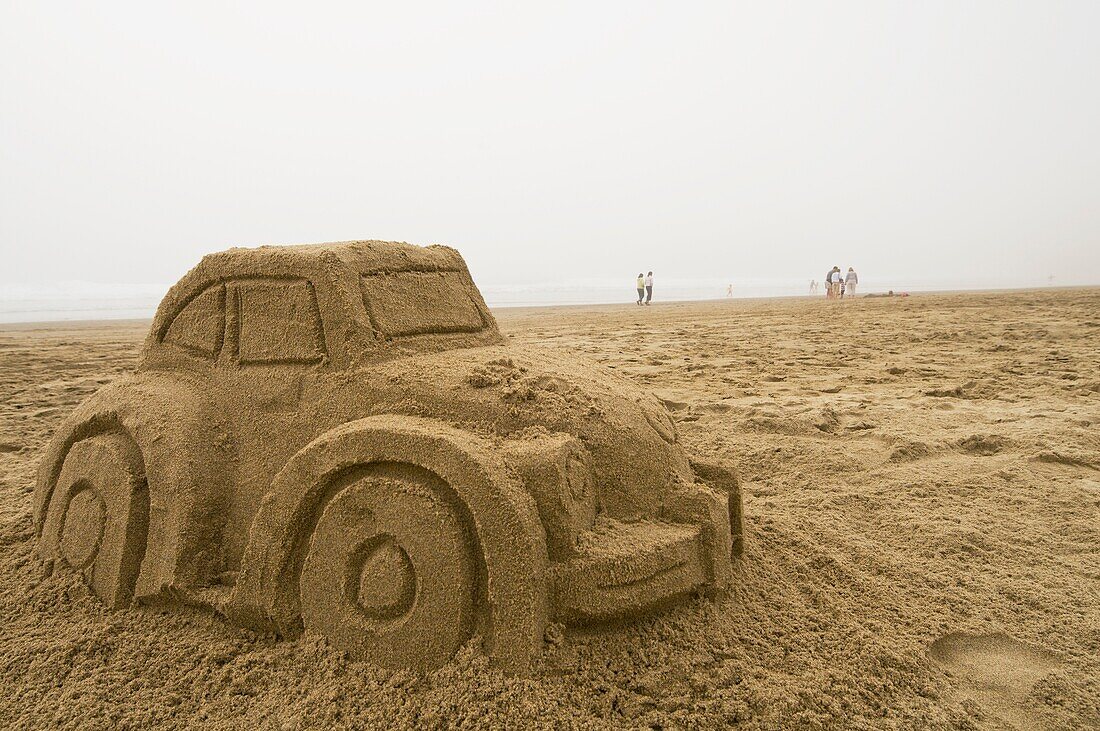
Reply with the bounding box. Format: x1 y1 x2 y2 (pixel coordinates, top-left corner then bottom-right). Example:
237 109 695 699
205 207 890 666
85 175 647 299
230 415 549 674
37 414 146 535
281 461 489 636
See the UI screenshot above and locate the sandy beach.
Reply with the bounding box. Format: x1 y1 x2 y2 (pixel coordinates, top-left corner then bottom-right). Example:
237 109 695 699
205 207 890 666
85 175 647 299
1 288 1097 730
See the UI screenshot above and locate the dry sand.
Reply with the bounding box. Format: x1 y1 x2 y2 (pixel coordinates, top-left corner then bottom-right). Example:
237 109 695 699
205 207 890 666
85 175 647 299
1 288 1098 729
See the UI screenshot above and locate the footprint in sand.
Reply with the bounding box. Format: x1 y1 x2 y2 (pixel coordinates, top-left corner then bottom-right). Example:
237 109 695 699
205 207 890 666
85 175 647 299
928 632 1060 729
653 392 690 412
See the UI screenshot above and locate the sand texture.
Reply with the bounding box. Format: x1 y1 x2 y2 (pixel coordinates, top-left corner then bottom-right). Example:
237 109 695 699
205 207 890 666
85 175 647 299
2 288 1098 729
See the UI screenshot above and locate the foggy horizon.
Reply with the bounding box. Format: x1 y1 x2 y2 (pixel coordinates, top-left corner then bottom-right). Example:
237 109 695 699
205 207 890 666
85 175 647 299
3 2 1099 296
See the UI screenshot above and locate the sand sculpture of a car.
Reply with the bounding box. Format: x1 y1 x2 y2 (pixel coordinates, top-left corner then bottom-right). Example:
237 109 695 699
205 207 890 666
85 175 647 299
35 241 743 673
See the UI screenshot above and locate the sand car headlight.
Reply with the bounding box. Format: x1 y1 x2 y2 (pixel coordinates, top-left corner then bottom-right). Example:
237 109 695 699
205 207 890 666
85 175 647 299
504 434 597 561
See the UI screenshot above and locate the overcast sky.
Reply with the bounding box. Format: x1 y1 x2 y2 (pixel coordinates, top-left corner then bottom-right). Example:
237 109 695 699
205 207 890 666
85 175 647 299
2 1 1098 290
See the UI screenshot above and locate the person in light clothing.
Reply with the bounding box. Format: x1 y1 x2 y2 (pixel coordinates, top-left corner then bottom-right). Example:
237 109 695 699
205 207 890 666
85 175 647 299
845 267 858 297
826 266 842 298
644 271 654 305
636 273 645 305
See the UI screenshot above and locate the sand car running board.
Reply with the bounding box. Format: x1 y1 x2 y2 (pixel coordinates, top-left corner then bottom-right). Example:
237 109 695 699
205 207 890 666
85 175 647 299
550 520 708 624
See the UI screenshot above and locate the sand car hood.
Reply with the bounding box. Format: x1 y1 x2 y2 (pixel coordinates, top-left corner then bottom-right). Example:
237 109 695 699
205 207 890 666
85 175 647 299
356 344 694 520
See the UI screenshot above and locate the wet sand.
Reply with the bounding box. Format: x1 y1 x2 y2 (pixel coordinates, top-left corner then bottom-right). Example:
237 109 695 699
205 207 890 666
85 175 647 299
1 288 1098 729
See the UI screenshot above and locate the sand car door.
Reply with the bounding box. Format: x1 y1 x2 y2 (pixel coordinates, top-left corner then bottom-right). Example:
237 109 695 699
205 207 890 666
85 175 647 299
218 277 331 567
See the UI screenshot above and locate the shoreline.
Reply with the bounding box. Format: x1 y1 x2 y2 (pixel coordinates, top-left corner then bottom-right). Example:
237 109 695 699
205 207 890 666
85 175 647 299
2 284 1097 330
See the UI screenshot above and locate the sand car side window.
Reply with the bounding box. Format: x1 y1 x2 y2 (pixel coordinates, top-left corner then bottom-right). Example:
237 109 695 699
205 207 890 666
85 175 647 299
234 278 326 364
361 271 486 337
162 284 225 358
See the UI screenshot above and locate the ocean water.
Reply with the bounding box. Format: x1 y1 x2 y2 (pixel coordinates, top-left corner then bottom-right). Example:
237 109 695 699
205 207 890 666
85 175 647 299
0 282 170 324
0 275 1061 324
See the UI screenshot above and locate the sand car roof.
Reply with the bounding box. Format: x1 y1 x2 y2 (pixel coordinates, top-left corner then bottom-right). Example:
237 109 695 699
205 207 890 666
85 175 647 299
147 240 502 366
203 239 470 275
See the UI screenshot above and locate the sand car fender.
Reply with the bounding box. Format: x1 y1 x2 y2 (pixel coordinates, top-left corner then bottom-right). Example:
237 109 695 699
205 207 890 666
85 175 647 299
228 414 550 675
687 458 744 558
35 373 232 598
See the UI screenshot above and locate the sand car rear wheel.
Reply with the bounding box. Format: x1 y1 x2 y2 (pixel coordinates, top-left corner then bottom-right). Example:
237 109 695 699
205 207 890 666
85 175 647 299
299 465 478 672
40 432 149 608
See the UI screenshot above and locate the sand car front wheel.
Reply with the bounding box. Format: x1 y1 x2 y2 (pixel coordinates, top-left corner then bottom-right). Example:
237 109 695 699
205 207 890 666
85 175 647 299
299 465 478 672
40 432 149 608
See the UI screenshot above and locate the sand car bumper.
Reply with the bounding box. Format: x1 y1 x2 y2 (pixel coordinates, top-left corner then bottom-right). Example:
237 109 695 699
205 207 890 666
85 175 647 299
550 519 712 624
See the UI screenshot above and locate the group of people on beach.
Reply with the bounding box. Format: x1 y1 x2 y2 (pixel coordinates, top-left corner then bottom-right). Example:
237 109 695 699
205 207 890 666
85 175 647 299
811 266 858 299
633 266 860 305
635 272 654 305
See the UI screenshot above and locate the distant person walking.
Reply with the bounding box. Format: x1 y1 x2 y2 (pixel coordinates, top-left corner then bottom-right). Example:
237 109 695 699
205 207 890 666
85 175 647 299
830 266 842 298
645 272 654 305
636 273 645 305
809 279 818 295
727 284 734 297
845 267 858 297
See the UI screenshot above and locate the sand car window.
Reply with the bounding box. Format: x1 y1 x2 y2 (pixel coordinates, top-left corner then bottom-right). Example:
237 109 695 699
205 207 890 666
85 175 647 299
234 279 326 364
161 284 225 358
361 271 485 337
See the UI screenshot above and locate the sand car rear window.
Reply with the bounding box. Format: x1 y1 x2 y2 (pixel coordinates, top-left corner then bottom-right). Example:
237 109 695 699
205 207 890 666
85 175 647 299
361 271 485 337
